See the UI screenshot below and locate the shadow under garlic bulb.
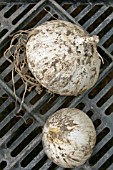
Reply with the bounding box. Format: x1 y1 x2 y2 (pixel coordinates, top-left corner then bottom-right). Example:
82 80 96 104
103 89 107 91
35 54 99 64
26 20 101 96
42 108 96 168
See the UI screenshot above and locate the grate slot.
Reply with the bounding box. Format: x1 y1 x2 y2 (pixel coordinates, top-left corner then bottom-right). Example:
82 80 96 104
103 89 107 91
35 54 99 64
86 7 113 33
0 101 15 122
105 103 113 115
4 5 22 18
97 86 113 107
96 126 110 143
21 141 43 167
74 4 95 21
62 3 75 13
107 43 113 53
103 34 113 48
0 161 7 169
24 150 45 170
94 79 113 103
39 159 52 170
99 155 113 170
0 114 28 146
0 4 6 11
0 0 47 46
93 131 111 155
12 4 36 25
100 95 113 112
83 5 109 30
44 96 67 119
99 26 113 45
90 12 113 35
0 104 17 130
27 91 46 105
70 5 87 18
79 5 103 26
0 29 8 39
90 137 113 165
22 6 51 29
7 118 33 148
9 123 39 152
11 127 42 157
92 147 113 170
31 155 48 170
88 69 113 99
0 110 25 138
1 4 14 14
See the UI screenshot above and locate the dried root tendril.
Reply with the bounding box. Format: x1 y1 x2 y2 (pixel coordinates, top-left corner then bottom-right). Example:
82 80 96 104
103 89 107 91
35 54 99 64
4 30 43 112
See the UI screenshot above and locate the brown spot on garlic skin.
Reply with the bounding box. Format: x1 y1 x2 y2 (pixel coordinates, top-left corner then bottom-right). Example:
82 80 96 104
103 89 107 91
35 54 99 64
66 30 72 36
68 47 72 54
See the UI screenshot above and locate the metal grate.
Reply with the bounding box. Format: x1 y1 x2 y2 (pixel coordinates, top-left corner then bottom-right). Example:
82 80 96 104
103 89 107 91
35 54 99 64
0 0 113 170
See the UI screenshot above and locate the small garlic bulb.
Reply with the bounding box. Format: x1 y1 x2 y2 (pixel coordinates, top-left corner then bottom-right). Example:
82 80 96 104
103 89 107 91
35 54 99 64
42 108 96 168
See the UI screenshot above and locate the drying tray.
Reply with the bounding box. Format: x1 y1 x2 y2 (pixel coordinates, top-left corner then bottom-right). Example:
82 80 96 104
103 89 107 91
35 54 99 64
0 0 113 170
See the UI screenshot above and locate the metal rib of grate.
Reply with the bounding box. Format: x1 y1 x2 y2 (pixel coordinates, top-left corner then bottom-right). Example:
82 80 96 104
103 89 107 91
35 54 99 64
0 0 113 170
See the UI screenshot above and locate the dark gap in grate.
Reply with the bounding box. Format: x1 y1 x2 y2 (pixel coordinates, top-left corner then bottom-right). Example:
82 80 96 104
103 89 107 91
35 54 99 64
4 69 17 83
14 78 23 90
0 29 8 39
48 14 59 21
4 5 22 18
20 84 32 98
62 3 72 10
71 5 87 18
103 34 113 49
58 96 75 109
87 7 113 33
29 90 46 105
4 72 13 83
0 59 11 74
93 119 101 129
98 19 113 38
20 6 50 30
0 102 15 123
31 155 48 170
88 69 113 99
96 127 110 144
86 110 94 118
97 47 112 73
105 103 113 115
76 102 85 110
0 161 7 169
20 89 32 99
79 5 103 25
111 50 113 55
99 154 113 170
12 4 35 25
48 163 57 170
0 41 12 59
0 93 9 106
21 141 43 167
39 94 59 115
97 87 113 107
11 126 42 157
7 118 33 148
0 5 6 11
89 137 113 165
0 110 25 138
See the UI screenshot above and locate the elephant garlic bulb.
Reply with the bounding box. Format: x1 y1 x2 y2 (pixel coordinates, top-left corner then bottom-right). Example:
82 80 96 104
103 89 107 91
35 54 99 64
42 108 96 168
26 20 101 96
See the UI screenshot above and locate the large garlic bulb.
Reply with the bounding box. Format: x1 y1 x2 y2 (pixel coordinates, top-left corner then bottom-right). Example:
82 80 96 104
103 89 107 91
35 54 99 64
26 20 101 96
42 108 96 168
